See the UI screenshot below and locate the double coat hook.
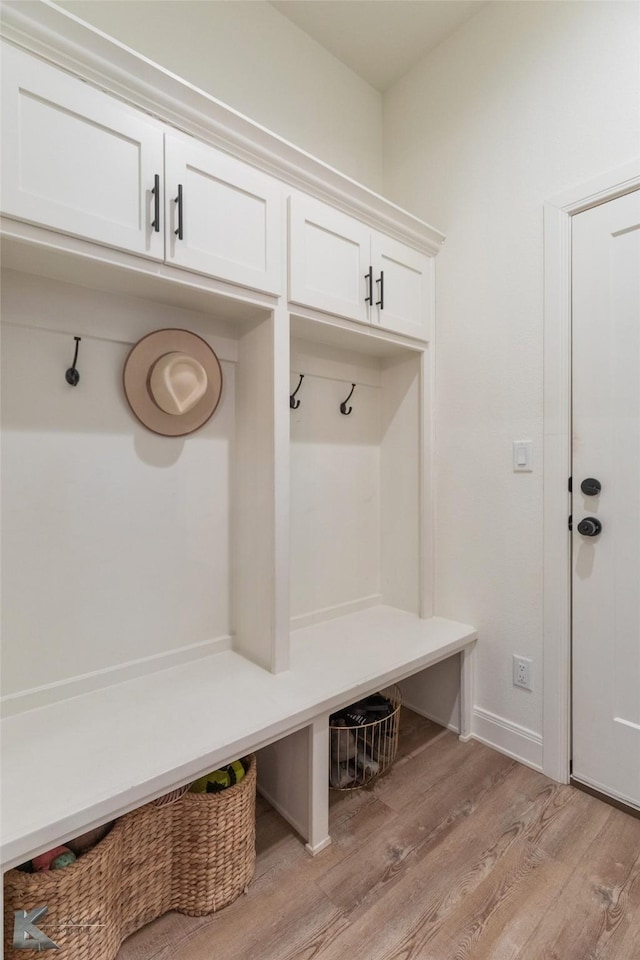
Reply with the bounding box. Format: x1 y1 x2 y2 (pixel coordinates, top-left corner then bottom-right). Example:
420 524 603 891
289 374 357 414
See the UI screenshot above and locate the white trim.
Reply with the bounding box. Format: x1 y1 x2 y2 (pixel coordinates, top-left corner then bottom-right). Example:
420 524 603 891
542 201 572 783
472 707 543 773
571 775 640 813
420 345 435 619
290 594 382 632
305 837 332 856
547 160 640 213
459 643 475 741
0 635 232 716
543 160 640 784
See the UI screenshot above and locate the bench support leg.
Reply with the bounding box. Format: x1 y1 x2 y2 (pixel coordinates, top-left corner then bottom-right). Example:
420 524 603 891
256 717 331 856
305 715 331 856
459 643 476 742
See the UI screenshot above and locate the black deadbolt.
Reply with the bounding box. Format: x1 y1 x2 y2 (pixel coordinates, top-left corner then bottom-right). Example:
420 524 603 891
580 478 601 496
577 517 602 537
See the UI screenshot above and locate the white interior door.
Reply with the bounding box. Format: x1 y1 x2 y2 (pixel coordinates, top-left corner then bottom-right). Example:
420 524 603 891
572 189 640 809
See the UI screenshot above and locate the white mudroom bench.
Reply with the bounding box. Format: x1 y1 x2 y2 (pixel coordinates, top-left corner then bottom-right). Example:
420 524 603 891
1 608 476 871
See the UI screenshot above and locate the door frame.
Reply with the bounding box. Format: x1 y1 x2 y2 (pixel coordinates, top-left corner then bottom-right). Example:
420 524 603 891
542 159 640 784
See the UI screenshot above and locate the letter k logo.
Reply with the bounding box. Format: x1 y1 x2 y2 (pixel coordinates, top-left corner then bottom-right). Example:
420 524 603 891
13 907 59 950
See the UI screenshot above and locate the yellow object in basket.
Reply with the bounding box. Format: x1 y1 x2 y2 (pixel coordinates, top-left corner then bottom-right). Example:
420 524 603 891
190 759 247 794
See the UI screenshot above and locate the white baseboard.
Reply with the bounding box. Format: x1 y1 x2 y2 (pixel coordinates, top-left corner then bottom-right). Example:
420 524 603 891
1 634 232 716
305 836 332 856
290 594 383 632
471 706 543 772
401 697 460 735
403 697 543 773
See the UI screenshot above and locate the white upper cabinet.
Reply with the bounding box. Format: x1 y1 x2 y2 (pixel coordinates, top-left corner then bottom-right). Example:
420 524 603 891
289 194 432 340
164 134 283 295
1 43 165 261
289 195 371 323
1 44 283 295
1 37 438 322
371 232 433 340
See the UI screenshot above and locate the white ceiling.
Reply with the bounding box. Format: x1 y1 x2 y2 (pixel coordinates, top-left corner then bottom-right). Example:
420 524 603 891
270 1 488 92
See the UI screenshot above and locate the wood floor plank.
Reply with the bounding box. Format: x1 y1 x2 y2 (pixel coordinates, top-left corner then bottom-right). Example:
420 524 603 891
373 723 484 814
172 859 341 960
596 848 640 960
514 809 640 960
116 714 640 960
315 742 517 914
373 781 615 960
253 796 308 881
311 763 551 960
393 707 444 762
410 791 614 960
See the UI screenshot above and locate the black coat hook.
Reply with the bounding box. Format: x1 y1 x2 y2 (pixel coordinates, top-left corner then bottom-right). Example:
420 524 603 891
290 373 304 409
340 383 356 415
65 337 82 386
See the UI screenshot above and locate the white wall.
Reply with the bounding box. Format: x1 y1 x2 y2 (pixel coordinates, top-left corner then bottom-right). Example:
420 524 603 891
383 0 640 761
58 0 383 191
0 271 239 708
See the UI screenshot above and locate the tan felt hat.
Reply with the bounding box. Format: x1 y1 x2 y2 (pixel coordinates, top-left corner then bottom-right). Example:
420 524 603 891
123 329 223 437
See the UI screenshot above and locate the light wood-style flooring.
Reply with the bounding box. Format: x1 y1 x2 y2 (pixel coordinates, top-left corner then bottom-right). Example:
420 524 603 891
118 709 640 960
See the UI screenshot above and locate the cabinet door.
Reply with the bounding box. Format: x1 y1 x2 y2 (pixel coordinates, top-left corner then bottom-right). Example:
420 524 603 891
371 233 432 340
1 43 164 260
165 135 282 295
288 195 371 324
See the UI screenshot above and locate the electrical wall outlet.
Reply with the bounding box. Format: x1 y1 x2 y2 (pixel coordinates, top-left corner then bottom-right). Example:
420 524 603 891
513 655 533 691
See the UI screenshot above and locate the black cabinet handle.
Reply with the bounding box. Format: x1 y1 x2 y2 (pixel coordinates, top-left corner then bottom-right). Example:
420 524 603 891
364 266 373 305
151 174 160 232
174 184 183 240
376 270 384 310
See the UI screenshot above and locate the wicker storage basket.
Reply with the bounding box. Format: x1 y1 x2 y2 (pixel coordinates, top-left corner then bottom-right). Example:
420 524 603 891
329 686 401 790
4 754 256 960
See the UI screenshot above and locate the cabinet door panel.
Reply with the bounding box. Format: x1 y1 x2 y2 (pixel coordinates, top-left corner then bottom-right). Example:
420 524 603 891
165 135 282 295
372 234 431 340
1 43 164 260
289 196 370 324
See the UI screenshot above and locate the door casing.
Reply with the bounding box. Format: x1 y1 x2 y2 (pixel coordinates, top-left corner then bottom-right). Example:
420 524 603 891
543 160 640 784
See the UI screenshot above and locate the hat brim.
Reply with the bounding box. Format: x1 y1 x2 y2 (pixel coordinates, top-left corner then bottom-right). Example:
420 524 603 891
123 329 223 437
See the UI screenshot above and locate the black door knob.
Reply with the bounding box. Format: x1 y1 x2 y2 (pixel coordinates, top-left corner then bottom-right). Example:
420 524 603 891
577 517 602 537
580 478 602 496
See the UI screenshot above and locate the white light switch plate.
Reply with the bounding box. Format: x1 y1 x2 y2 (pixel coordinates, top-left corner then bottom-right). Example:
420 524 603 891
513 440 533 472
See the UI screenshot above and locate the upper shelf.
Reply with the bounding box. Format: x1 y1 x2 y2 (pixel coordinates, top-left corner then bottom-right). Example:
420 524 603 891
0 0 444 255
0 219 277 325
1 606 476 869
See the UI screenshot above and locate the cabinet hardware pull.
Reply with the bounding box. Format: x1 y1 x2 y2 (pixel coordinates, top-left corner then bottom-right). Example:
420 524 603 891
151 174 160 232
376 271 384 310
290 373 304 409
364 266 373 305
174 184 183 239
340 383 356 416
